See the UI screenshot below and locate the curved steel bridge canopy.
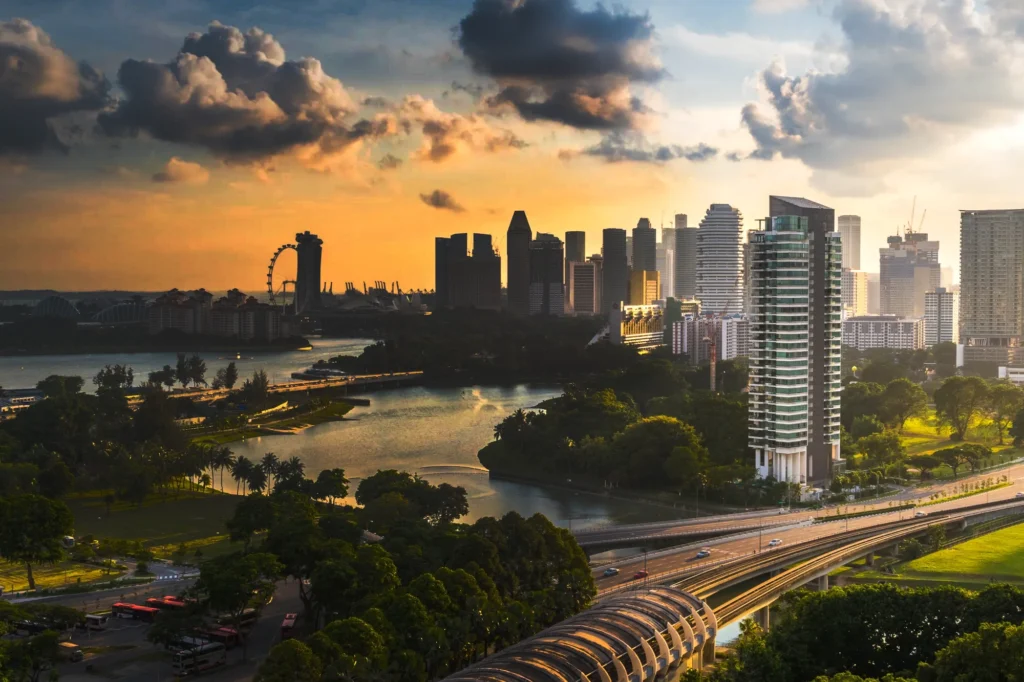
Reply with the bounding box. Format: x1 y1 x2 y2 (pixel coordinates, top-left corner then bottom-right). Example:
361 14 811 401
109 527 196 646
443 586 716 682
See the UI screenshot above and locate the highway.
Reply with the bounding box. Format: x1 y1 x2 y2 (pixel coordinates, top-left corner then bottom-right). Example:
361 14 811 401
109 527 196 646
592 467 1024 595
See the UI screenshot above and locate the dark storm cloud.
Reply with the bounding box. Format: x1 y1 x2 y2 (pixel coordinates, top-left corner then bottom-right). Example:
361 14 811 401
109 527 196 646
98 21 397 163
741 0 1024 171
457 0 662 131
570 133 718 164
419 189 465 212
0 19 110 155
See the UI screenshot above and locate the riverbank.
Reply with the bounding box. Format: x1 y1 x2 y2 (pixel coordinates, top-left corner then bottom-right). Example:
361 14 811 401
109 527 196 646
0 337 312 357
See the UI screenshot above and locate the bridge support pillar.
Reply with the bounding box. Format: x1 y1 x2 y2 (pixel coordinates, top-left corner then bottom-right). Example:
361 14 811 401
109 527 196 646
864 551 874 567
890 544 900 557
815 575 829 591
752 606 770 631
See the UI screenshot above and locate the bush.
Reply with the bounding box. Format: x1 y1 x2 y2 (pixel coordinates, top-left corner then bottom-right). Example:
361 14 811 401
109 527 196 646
135 561 150 575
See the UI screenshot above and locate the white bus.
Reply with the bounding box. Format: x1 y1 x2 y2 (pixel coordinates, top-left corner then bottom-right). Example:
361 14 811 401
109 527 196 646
171 642 226 675
83 614 108 631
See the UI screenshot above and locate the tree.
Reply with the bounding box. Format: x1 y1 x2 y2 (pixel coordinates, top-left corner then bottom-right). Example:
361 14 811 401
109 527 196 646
928 621 1024 682
261 453 280 492
227 493 276 551
935 447 969 479
0 494 73 590
148 365 176 390
1013 407 1024 447
313 468 349 506
93 364 134 391
197 552 282 661
241 370 271 405
850 415 884 440
959 443 991 473
3 630 61 682
176 354 190 389
881 378 927 432
224 362 239 390
934 376 990 441
35 375 84 399
987 382 1024 445
611 416 709 489
308 617 387 680
187 354 207 388
232 456 255 495
856 430 905 465
908 455 941 480
255 639 322 682
841 382 885 431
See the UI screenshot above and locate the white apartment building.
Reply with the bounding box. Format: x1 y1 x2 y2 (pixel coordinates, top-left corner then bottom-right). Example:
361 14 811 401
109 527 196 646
696 204 744 314
843 315 925 350
924 287 959 345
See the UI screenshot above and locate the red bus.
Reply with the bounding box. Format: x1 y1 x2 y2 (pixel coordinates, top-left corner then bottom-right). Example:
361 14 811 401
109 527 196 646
146 597 187 611
202 627 241 649
111 603 160 623
280 613 297 640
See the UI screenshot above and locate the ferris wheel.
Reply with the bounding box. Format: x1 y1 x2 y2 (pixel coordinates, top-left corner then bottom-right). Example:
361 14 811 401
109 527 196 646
267 243 298 311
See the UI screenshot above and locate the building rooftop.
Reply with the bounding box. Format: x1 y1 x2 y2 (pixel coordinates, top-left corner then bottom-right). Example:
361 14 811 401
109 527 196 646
771 196 833 210
508 210 532 233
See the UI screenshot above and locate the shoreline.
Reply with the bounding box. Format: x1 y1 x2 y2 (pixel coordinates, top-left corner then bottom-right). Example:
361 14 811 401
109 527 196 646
0 340 312 357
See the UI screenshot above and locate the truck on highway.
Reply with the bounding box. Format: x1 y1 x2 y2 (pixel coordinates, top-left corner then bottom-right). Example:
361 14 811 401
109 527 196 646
58 642 84 663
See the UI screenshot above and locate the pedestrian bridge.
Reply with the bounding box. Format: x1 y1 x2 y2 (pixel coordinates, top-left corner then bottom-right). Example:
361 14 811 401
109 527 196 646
443 586 716 682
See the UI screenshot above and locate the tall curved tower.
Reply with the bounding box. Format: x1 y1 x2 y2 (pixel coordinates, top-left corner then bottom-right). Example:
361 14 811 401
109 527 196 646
295 231 323 313
506 211 532 315
696 204 744 314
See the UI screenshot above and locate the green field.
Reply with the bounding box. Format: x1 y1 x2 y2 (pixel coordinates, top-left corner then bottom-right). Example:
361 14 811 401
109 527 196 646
67 490 240 559
900 411 1021 479
903 523 1024 581
0 560 113 593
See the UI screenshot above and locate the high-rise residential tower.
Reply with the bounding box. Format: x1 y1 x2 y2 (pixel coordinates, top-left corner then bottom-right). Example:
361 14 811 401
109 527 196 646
749 197 842 485
295 231 323 313
838 215 861 270
528 233 564 315
506 211 532 315
960 209 1024 366
696 204 744 314
659 227 676 301
568 256 602 315
879 233 940 318
674 214 698 299
632 218 657 273
925 287 959 346
602 229 629 315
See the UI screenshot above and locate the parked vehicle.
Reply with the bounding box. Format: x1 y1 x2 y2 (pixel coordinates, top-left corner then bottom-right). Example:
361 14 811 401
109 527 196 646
281 614 298 640
171 642 226 675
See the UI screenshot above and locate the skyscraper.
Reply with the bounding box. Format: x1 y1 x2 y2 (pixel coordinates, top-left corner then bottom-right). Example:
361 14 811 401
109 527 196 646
866 272 881 314
564 231 586 285
568 257 602 315
295 231 323 313
506 211 532 315
960 209 1024 366
528 233 564 315
925 287 959 346
434 233 501 310
434 236 450 308
879 233 940 318
842 269 868 317
838 215 861 270
660 227 676 301
696 204 744 314
632 218 657 272
602 228 629 315
674 214 698 299
629 270 661 305
749 197 842 485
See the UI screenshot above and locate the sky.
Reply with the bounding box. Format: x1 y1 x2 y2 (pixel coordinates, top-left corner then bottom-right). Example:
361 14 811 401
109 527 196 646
2 0 1024 293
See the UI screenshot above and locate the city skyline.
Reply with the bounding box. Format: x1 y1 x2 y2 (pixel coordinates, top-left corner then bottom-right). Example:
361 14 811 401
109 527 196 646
3 0 1022 291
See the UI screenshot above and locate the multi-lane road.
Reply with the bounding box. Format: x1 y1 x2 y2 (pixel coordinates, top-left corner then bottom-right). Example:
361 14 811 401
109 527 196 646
590 461 1024 593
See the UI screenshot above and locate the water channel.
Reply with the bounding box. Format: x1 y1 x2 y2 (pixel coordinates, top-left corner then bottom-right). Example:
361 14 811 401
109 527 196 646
0 338 687 529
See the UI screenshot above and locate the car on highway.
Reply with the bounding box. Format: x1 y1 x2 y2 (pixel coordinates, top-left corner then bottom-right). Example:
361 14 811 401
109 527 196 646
602 567 620 577
914 511 927 518
1016 492 1024 499
632 570 649 580
695 548 711 559
767 538 783 548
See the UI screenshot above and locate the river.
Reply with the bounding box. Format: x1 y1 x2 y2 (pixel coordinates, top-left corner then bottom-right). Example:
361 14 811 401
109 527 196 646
0 340 687 530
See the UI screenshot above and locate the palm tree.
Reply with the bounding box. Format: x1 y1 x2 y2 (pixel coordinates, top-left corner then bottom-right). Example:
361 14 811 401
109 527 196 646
199 473 211 490
213 446 235 493
248 467 268 494
232 456 254 495
261 452 280 493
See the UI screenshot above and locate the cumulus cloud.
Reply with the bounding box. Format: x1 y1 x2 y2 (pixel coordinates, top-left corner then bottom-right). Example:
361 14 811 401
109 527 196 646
99 21 397 166
740 0 1024 172
568 132 719 164
377 153 403 170
152 157 210 184
457 0 662 131
398 95 526 162
753 0 811 13
419 189 465 212
0 19 110 155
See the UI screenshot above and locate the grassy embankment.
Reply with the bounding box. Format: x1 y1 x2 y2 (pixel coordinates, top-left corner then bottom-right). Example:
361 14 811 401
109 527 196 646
191 399 355 445
0 489 241 592
900 410 1022 480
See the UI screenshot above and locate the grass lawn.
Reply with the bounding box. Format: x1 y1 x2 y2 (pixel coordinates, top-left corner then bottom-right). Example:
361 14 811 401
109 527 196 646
67 489 240 559
899 410 1022 479
902 523 1024 581
0 560 113 593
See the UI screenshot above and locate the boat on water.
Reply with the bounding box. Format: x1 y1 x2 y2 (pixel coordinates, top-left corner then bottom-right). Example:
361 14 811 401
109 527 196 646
291 366 348 381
